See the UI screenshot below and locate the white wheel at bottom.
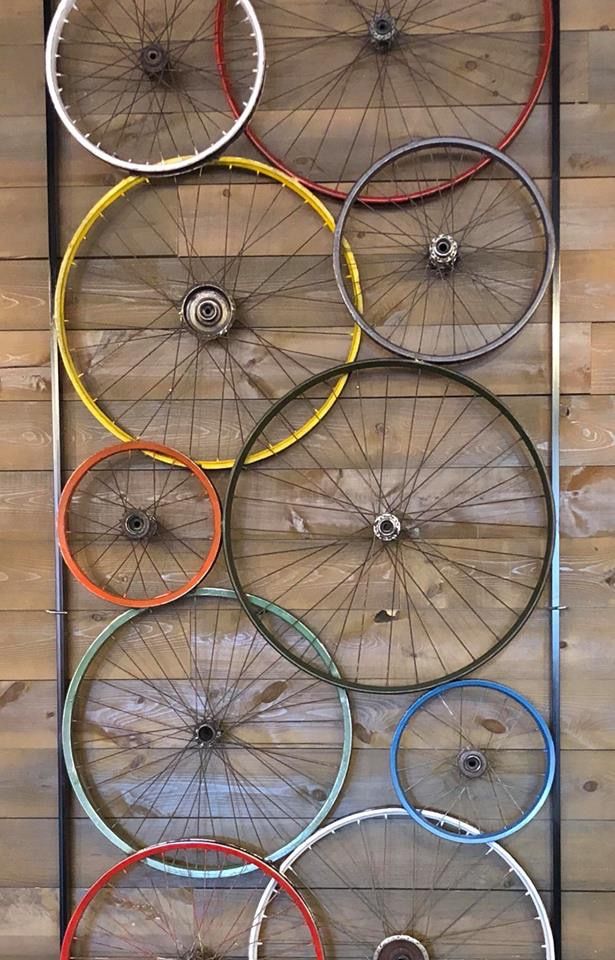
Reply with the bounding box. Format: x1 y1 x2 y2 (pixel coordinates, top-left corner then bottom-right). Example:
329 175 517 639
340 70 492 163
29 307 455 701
250 807 554 960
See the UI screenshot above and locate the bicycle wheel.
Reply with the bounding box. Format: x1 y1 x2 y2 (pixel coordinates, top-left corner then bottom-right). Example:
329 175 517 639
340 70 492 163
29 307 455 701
390 680 555 843
45 0 264 174
58 441 221 607
60 839 324 960
249 808 554 960
333 138 555 363
63 587 352 877
224 358 554 694
333 137 556 363
55 158 361 469
216 0 553 203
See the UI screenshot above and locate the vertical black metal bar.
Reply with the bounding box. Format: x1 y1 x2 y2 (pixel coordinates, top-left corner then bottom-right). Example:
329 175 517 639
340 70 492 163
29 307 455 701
550 0 562 956
42 0 71 942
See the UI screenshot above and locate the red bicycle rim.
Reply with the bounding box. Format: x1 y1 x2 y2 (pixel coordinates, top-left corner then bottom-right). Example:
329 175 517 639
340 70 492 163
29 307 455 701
60 839 325 960
58 441 222 607
215 0 554 204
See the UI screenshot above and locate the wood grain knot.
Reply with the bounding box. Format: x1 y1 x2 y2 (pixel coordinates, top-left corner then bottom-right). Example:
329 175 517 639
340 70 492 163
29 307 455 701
481 717 507 735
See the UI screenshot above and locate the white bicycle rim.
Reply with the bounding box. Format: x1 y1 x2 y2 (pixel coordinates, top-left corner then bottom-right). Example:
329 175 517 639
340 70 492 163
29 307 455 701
249 807 554 960
45 0 265 174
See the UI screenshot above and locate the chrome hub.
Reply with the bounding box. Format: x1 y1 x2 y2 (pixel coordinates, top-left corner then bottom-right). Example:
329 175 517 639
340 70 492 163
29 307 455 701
374 934 430 960
139 42 168 76
369 12 398 49
458 748 488 779
182 284 235 339
429 233 459 269
122 509 156 540
373 513 402 542
194 720 222 748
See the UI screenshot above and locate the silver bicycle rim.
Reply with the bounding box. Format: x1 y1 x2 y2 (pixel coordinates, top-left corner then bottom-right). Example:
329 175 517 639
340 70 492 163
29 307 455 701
249 806 555 960
45 0 265 174
333 137 556 363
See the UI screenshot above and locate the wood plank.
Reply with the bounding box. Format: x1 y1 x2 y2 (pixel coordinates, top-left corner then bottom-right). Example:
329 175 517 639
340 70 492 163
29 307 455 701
0 45 44 117
561 397 615 466
0 888 57 960
563 893 615 959
0 331 49 368
562 178 615 251
563 821 615 892
562 5 615 29
589 30 615 103
0 472 52 539
561 30 589 103
563 104 615 178
561 465 615 537
0 812 548 888
0 749 56 817
561 537 615 607
0 260 50 331
561 750 615 821
591 323 615 393
0 367 50 401
0 542 54 610
561 609 615 671
0 189 47 258
0 117 46 188
61 392 551 470
0 403 51 469
0 2 43 44
461 320 589 396
0 612 57 679
56 105 554 190
15 792 615 891
561 250 615 324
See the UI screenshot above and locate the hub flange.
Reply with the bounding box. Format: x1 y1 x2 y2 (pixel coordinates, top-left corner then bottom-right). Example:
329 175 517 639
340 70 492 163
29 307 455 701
429 234 459 269
122 509 156 540
182 284 236 339
139 42 168 77
374 934 430 960
373 513 402 542
194 720 222 748
458 748 488 779
369 12 398 49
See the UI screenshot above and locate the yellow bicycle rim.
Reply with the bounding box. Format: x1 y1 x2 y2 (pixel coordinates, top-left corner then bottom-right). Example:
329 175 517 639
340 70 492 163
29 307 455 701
55 156 362 470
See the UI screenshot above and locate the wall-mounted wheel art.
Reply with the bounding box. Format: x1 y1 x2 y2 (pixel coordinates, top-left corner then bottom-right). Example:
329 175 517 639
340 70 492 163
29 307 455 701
224 358 555 693
63 588 351 876
55 158 361 468
334 138 555 363
45 0 265 173
58 441 221 606
217 0 553 202
249 807 555 960
390 680 555 843
60 839 324 960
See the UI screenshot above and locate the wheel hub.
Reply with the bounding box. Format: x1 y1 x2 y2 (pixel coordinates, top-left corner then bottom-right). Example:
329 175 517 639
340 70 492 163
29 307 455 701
182 284 236 339
429 234 459 269
122 509 156 540
139 42 168 76
194 720 222 748
369 12 398 48
374 935 430 960
373 513 401 542
458 748 488 779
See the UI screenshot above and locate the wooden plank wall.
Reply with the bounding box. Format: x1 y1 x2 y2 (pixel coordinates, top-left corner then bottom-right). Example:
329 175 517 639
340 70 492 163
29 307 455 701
0 1 613 956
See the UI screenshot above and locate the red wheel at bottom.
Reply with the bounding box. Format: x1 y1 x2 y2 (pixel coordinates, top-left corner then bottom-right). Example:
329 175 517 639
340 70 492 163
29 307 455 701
61 839 325 960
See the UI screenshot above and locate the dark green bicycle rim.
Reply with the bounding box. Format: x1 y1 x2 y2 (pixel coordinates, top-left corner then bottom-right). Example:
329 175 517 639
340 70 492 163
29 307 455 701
223 358 555 694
